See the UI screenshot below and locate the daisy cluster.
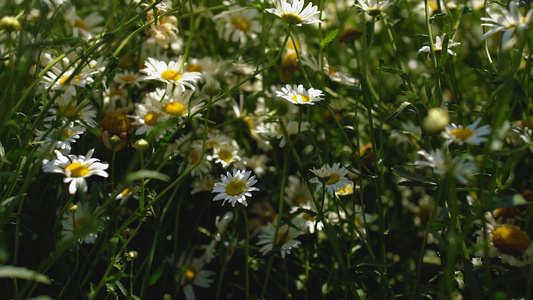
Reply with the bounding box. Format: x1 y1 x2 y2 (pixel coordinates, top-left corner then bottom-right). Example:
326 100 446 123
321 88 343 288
1 0 533 299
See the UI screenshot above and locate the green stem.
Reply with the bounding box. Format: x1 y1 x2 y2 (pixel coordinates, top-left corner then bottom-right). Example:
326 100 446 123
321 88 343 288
242 205 250 300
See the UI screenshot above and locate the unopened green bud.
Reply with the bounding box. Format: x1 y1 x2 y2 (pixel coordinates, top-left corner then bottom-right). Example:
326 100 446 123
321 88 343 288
127 250 138 260
134 139 149 151
68 204 79 213
0 16 21 32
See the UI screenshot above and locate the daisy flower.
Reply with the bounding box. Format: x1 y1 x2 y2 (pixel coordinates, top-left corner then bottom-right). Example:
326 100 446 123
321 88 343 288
275 84 325 105
211 169 259 207
41 66 93 96
309 163 351 195
35 120 85 151
61 202 104 244
210 142 242 168
146 87 203 121
175 256 216 300
130 98 170 140
266 0 322 26
418 33 461 56
64 6 103 39
481 1 533 49
284 175 313 207
256 222 304 258
442 118 491 146
141 57 202 90
415 149 478 184
216 7 261 45
45 93 98 127
146 9 180 49
42 149 108 194
114 70 146 88
474 212 533 267
256 120 310 148
354 0 393 17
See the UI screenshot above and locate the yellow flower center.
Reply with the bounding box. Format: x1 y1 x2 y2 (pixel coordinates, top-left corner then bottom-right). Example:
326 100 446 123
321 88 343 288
429 1 439 11
450 128 474 141
336 184 353 196
120 75 137 82
60 105 81 119
182 268 196 286
164 102 186 116
144 111 159 126
302 213 316 221
65 162 90 178
276 230 291 245
217 149 233 163
231 17 250 32
188 149 200 164
291 94 310 103
206 140 219 150
492 225 530 256
74 18 89 31
121 187 135 197
161 70 182 82
101 112 132 135
225 180 246 196
186 63 202 73
293 195 307 206
60 75 82 85
326 173 341 185
61 129 72 139
281 13 303 24
74 217 85 230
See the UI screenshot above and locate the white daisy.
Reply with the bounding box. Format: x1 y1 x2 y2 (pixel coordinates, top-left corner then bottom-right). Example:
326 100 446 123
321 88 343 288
415 149 478 184
61 202 104 244
354 0 393 16
210 142 241 168
64 6 103 39
114 70 146 88
211 169 259 207
256 222 303 258
266 0 322 26
442 118 491 146
216 7 261 45
42 149 108 194
175 256 216 300
141 57 202 90
481 1 533 49
35 120 85 151
131 98 170 140
309 163 351 195
276 84 325 105
41 66 93 96
45 93 98 127
418 33 461 56
145 87 203 121
474 212 533 267
256 120 310 148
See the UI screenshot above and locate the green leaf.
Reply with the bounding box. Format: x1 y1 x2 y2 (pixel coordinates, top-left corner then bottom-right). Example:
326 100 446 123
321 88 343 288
148 263 165 285
378 67 407 77
490 194 528 209
0 265 51 284
403 91 419 101
116 280 128 298
386 101 412 122
125 170 171 183
355 256 392 267
392 165 437 185
320 29 339 48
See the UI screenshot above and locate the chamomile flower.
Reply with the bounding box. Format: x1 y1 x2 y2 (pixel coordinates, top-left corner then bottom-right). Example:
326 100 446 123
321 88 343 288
309 163 351 195
481 1 533 49
146 87 203 121
61 202 104 244
114 70 146 88
35 120 85 151
216 7 261 45
354 0 393 17
41 66 93 96
211 169 259 207
442 118 491 146
256 222 304 258
175 256 216 300
474 212 533 267
64 6 104 39
418 34 461 56
45 93 98 127
146 9 180 49
42 149 108 194
276 84 325 105
266 0 322 26
415 149 478 184
210 142 242 168
131 98 170 140
141 57 202 90
256 120 310 148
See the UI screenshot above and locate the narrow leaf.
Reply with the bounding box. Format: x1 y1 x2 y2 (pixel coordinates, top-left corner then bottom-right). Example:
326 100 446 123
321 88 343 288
125 170 171 183
392 165 437 185
320 29 339 48
0 266 51 284
149 263 165 285
386 101 412 122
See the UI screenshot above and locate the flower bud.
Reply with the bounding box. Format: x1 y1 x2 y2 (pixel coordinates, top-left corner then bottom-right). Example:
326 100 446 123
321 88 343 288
0 16 21 32
127 250 138 260
134 139 149 151
423 107 450 135
68 204 79 213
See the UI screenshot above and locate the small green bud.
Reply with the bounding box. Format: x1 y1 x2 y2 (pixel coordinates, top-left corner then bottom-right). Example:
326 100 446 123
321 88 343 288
0 16 21 32
134 139 149 151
